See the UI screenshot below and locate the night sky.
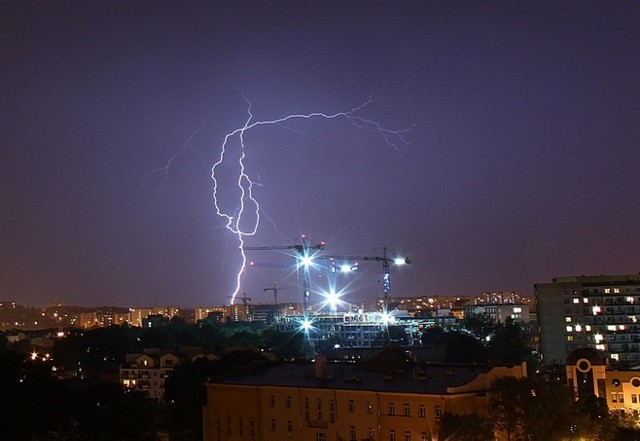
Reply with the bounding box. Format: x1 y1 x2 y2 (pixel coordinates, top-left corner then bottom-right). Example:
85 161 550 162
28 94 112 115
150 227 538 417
3 1 640 308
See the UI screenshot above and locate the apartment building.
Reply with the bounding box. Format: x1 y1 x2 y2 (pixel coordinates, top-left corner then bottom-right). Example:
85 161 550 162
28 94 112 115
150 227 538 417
536 274 640 365
119 352 179 400
203 355 526 441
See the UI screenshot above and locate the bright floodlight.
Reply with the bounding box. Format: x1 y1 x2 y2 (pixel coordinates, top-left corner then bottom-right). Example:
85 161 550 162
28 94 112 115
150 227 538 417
327 292 340 309
301 318 313 331
394 257 407 265
300 255 314 268
340 264 353 273
380 312 394 325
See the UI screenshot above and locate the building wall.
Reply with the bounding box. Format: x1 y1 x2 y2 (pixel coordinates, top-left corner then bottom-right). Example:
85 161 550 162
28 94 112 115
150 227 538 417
203 364 526 441
536 275 640 365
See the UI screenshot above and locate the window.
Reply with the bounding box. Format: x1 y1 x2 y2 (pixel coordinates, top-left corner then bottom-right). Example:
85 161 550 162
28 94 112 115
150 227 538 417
226 415 232 436
348 399 355 412
238 417 243 436
620 393 625 403
434 405 442 419
403 403 410 416
270 419 277 432
388 402 396 415
405 430 412 441
390 429 397 441
250 417 256 441
286 395 292 409
315 433 327 441
330 399 336 423
270 394 275 407
633 394 638 404
287 420 293 433
350 426 357 440
317 398 324 421
420 432 428 441
367 400 373 414
305 398 310 420
418 404 426 417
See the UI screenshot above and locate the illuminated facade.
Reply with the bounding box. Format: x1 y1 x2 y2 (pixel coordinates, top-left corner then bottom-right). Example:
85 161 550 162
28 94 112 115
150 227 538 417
566 348 640 416
119 352 179 400
537 274 640 365
203 357 526 441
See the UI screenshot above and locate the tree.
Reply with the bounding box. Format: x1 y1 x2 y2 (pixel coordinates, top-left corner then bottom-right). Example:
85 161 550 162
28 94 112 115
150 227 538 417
440 412 494 441
462 312 496 340
488 376 593 441
487 318 531 365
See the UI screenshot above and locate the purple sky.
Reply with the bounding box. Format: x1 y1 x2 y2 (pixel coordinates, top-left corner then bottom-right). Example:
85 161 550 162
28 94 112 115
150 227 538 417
2 1 640 307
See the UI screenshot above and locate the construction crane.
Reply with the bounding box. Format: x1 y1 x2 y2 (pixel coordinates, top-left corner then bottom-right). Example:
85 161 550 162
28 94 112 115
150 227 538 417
243 236 326 314
263 282 295 305
227 292 252 321
317 247 410 312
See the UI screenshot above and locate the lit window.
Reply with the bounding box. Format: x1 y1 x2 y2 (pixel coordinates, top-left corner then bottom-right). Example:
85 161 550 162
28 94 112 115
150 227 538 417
619 325 626 330
608 325 617 331
595 333 604 343
596 344 606 350
514 307 522 313
585 325 592 331
614 288 621 294
583 298 589 304
605 288 611 294
573 298 580 304
575 324 582 332
592 306 601 315
627 297 635 304
566 326 573 332
565 317 572 323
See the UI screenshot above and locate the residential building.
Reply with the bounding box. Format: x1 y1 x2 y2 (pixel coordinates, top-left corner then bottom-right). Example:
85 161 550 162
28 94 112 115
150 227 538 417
203 353 527 441
536 274 640 365
119 352 179 400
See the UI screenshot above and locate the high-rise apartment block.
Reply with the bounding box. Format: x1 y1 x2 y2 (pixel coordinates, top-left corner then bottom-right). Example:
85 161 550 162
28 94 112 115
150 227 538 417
536 274 640 365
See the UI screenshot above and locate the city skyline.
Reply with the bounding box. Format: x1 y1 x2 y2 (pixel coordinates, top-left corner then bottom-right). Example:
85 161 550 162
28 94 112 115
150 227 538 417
3 2 640 307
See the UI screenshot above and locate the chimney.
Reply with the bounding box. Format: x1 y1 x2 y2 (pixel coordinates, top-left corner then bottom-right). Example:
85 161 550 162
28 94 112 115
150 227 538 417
315 354 327 379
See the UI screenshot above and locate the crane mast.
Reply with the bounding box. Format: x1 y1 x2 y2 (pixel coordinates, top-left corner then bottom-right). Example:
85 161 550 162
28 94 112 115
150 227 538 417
244 236 325 314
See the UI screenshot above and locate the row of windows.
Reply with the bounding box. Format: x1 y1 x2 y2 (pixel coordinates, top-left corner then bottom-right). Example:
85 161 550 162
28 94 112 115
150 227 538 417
389 429 431 441
270 395 434 418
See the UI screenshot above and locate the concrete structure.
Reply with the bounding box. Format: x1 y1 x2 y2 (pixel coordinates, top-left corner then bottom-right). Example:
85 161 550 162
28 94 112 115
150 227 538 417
536 274 640 365
464 304 530 324
566 347 640 417
119 352 179 400
203 355 526 441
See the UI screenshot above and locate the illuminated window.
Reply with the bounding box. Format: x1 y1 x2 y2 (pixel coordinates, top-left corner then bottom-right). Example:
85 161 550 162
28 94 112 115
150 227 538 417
592 306 601 315
573 298 580 304
583 298 589 304
585 325 592 331
608 325 617 331
566 326 573 332
605 288 611 294
565 317 572 323
567 335 573 342
614 288 621 294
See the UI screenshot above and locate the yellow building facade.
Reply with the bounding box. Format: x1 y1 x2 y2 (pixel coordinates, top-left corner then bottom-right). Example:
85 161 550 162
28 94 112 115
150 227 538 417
203 359 526 441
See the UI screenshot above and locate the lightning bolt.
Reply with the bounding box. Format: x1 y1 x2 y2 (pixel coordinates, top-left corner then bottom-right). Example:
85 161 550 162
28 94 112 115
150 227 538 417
213 97 413 305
